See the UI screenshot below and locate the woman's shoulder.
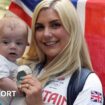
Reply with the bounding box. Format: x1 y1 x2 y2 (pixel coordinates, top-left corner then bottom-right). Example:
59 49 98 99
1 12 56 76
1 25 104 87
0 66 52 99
84 72 103 90
73 72 103 105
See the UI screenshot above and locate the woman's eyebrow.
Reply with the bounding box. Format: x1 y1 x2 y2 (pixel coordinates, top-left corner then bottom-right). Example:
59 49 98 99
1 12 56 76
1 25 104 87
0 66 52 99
50 19 60 22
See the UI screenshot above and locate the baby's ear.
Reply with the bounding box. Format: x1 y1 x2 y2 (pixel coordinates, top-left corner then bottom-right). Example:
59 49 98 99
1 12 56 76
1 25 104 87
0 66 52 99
27 42 30 46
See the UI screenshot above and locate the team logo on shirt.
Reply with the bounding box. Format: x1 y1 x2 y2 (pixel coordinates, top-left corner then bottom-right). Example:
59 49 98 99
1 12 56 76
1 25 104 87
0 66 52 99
91 91 102 103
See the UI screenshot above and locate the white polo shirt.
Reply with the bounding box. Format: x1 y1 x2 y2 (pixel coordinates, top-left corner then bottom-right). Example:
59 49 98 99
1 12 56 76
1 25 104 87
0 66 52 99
10 72 103 105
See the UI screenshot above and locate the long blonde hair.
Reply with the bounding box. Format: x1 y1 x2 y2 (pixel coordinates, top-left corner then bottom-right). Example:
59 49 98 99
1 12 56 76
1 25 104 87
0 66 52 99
27 0 93 85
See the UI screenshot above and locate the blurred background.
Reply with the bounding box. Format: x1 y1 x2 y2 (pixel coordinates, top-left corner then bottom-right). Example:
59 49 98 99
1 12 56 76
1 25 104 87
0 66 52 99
0 0 10 18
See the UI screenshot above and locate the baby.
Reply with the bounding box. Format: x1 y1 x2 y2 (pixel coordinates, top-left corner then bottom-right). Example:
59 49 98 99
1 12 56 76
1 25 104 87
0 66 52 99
0 16 29 104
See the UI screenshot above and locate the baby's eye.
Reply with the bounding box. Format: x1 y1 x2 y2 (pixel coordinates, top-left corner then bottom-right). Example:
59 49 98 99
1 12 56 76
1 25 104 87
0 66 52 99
2 40 9 45
16 42 23 45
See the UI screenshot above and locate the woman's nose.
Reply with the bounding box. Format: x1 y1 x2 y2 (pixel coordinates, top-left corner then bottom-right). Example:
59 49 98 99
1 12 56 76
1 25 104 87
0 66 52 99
44 27 52 37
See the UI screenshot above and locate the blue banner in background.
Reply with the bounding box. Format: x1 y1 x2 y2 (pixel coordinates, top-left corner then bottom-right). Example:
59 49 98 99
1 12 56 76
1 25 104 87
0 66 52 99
21 0 41 11
71 0 78 8
21 0 78 12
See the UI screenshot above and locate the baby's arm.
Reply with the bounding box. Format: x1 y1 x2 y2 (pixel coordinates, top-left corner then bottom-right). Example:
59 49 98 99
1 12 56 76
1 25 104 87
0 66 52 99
0 78 20 95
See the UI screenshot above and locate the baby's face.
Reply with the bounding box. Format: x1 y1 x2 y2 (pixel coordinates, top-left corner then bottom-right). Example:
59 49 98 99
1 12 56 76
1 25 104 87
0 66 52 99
0 26 28 62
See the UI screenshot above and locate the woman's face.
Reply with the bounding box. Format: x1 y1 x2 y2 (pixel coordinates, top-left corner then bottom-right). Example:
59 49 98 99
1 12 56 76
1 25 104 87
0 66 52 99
35 8 69 62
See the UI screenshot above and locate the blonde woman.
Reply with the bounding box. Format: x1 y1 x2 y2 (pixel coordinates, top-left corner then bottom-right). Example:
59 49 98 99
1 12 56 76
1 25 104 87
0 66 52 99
14 0 103 105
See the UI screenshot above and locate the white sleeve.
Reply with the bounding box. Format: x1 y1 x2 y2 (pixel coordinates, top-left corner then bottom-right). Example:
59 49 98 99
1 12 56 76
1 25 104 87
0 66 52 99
0 63 10 79
73 73 103 105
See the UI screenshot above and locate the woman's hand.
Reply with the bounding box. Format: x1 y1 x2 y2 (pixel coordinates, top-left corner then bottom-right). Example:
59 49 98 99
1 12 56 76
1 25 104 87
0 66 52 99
18 75 43 105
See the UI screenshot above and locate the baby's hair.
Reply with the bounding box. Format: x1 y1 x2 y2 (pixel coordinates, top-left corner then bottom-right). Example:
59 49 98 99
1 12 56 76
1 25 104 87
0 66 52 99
0 16 28 37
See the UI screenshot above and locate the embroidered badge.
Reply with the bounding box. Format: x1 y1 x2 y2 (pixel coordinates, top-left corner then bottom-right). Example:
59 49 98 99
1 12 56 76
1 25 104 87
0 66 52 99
91 91 102 103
